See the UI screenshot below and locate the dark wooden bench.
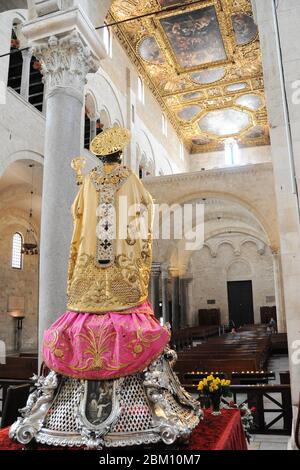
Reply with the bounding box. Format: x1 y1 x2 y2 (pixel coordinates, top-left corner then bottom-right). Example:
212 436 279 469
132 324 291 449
0 356 38 380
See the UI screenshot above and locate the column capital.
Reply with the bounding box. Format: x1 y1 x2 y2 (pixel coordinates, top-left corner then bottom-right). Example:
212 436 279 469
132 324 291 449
21 48 33 59
180 275 193 284
151 262 161 276
22 7 106 99
32 31 99 101
169 266 180 278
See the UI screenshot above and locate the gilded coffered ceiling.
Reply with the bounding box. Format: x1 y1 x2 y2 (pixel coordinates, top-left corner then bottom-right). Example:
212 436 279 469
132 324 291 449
109 0 270 154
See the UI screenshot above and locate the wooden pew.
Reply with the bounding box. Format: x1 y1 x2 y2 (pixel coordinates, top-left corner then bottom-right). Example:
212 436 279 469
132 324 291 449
0 356 38 380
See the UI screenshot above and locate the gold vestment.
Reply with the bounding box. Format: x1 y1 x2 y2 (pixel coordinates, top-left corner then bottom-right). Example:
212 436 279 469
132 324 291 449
67 164 153 313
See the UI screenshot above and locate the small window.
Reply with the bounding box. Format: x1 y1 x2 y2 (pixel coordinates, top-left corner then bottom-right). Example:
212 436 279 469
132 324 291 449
162 113 167 136
138 77 144 104
11 232 23 269
225 138 239 166
180 142 184 160
103 23 112 57
139 166 144 180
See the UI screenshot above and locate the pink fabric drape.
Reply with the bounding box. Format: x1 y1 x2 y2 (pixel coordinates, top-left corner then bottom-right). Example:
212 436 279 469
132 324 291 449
42 302 170 380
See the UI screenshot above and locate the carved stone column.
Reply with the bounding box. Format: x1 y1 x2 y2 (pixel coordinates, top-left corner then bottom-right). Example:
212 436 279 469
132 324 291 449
20 48 32 102
22 9 106 349
272 249 286 333
161 265 170 325
150 262 161 320
170 267 180 330
90 116 97 142
180 277 192 328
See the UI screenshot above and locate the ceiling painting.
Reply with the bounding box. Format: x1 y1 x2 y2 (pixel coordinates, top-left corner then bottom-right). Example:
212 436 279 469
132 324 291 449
110 0 269 153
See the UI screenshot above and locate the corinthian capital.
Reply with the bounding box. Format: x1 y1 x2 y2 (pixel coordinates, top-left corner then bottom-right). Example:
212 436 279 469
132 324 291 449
33 30 99 98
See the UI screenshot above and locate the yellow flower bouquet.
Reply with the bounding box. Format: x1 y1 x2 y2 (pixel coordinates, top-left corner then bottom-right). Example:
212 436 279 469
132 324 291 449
197 374 232 416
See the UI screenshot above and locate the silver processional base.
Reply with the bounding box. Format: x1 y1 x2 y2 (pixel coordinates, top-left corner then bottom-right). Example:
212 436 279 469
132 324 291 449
10 349 202 449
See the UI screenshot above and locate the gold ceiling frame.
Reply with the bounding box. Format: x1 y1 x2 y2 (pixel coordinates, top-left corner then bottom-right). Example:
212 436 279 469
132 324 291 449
231 10 259 47
233 91 266 111
172 81 261 117
164 74 263 102
153 0 234 75
195 103 254 140
189 68 227 87
110 0 270 154
135 35 166 66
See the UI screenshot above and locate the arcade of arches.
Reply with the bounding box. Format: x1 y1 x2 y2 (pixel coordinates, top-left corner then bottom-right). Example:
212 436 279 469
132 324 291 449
0 0 300 451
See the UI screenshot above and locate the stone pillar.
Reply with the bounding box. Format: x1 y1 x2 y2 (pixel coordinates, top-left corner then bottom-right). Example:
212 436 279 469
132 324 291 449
180 277 192 328
253 0 300 442
125 67 136 171
90 116 97 142
161 266 170 325
20 49 32 101
150 262 161 320
170 268 180 330
272 250 286 333
22 9 106 350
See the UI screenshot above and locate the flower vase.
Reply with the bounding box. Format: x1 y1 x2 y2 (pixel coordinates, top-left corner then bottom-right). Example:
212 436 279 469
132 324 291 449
211 395 221 416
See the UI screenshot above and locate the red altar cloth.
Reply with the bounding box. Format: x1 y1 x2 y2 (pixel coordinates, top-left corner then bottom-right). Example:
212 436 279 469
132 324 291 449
0 409 247 451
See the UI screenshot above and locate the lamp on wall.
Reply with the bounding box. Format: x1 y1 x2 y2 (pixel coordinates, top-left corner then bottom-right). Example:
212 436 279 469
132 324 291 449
9 310 26 353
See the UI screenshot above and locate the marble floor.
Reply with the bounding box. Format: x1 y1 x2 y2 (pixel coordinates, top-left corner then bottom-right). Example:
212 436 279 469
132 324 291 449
249 433 290 450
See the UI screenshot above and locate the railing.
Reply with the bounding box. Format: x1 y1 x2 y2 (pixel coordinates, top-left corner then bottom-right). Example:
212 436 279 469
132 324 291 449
186 383 292 435
225 384 292 435
229 384 292 435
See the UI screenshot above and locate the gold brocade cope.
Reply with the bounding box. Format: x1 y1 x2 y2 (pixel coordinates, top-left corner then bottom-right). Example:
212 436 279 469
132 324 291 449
67 165 153 313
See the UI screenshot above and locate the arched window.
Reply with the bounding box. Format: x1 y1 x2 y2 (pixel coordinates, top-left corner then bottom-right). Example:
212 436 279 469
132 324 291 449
139 165 144 180
138 76 145 104
7 24 22 95
11 232 23 270
7 20 44 111
225 138 239 166
162 113 167 136
103 23 112 57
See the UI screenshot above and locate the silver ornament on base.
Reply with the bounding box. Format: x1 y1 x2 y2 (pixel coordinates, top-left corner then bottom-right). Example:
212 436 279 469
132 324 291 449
10 349 202 449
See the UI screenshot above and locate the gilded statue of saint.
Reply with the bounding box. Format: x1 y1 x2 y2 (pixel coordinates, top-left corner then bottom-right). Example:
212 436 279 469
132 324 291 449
42 128 170 380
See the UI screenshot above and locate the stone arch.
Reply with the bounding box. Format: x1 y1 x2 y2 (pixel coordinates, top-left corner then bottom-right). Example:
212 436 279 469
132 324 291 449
0 150 44 178
86 74 125 127
216 239 236 254
226 258 252 281
160 154 174 176
136 130 156 177
205 227 267 245
163 191 272 273
0 211 39 243
85 91 98 119
168 190 274 248
240 237 266 255
203 242 217 258
99 107 111 129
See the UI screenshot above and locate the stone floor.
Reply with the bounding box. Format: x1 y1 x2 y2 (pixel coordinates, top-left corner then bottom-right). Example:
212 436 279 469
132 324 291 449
249 434 289 450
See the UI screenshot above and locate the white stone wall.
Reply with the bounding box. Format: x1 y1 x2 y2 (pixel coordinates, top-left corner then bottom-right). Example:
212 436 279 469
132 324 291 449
190 145 272 172
253 0 300 417
86 30 187 176
0 222 38 352
188 235 275 326
0 89 45 177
